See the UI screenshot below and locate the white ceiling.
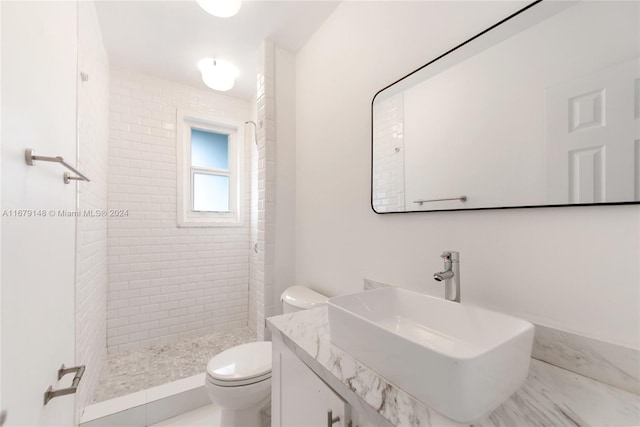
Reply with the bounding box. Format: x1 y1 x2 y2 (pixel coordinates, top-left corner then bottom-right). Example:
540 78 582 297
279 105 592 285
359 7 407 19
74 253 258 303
94 1 340 100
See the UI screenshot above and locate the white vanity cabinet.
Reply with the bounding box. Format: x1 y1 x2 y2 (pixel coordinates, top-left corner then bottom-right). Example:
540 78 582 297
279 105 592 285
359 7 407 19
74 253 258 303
272 338 351 427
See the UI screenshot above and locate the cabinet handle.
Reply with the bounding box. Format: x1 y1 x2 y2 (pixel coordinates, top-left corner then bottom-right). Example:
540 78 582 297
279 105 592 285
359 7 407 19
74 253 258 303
327 409 340 426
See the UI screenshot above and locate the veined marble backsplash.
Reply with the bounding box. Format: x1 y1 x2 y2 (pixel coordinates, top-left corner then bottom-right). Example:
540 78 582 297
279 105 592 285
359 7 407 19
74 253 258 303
363 278 640 395
533 325 639 395
363 278 394 291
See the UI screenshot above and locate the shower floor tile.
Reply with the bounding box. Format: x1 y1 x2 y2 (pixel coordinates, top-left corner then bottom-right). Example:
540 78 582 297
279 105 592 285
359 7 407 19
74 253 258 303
92 327 256 403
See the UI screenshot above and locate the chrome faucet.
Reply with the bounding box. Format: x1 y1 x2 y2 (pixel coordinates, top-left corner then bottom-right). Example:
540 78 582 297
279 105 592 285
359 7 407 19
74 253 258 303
433 251 460 302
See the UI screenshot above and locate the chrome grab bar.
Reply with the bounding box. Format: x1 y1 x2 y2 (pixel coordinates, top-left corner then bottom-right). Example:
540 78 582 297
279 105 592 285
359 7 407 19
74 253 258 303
44 364 85 405
25 148 90 184
413 195 467 205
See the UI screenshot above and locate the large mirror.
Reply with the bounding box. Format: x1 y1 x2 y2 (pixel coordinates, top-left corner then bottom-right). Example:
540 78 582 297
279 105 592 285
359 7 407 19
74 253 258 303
371 0 640 213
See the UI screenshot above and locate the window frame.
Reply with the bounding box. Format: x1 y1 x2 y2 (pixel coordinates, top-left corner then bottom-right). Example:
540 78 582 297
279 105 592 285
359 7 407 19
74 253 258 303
177 109 244 227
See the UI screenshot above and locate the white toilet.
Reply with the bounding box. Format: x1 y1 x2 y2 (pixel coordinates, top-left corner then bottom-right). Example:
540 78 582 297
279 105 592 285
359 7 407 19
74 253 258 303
205 286 328 427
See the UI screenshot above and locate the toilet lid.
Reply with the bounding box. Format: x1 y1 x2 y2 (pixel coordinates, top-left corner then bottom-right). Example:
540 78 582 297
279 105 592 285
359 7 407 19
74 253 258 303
281 286 328 310
206 341 272 384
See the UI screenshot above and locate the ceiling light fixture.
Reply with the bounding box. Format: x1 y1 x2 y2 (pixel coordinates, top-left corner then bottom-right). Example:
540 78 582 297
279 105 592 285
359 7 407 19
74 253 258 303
196 0 242 18
198 58 238 92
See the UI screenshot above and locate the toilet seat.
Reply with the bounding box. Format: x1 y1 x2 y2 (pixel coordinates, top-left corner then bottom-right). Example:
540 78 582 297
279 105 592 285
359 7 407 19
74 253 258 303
206 341 272 387
207 370 271 387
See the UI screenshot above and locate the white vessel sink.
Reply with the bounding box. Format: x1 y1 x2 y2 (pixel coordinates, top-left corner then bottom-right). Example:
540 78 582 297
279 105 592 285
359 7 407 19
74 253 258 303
327 287 534 423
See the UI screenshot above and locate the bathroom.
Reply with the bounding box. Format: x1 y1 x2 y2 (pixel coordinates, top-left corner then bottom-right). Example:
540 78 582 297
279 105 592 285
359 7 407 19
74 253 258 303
1 0 639 426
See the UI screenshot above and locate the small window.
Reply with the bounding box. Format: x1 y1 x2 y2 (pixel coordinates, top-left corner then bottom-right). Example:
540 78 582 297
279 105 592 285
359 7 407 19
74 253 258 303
190 129 230 212
177 110 244 227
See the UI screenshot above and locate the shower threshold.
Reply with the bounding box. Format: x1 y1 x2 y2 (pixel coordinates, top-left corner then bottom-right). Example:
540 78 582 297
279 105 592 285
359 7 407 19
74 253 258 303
80 373 209 426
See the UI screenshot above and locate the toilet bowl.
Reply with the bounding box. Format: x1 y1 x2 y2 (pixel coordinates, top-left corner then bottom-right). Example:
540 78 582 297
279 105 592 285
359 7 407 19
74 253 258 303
205 286 328 426
205 341 272 427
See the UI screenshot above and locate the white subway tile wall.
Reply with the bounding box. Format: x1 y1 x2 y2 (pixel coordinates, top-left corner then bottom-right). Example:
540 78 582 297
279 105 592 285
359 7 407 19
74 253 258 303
75 1 110 419
372 93 405 212
107 66 252 352
252 42 277 339
248 108 258 333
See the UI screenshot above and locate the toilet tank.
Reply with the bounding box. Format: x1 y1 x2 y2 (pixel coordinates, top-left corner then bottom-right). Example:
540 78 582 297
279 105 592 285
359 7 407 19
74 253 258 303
281 286 329 313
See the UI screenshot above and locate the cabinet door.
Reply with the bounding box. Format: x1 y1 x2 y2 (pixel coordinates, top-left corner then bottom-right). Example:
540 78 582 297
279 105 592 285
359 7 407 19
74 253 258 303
273 339 350 427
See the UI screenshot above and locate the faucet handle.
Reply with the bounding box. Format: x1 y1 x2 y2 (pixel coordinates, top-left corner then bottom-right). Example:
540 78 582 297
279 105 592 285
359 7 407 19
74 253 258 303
440 251 451 260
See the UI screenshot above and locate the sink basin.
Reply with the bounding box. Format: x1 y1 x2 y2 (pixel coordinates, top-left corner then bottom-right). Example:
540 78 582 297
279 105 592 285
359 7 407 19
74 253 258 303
327 287 534 423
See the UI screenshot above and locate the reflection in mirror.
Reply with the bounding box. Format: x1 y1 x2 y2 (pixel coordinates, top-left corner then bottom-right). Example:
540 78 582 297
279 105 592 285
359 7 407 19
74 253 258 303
372 0 640 213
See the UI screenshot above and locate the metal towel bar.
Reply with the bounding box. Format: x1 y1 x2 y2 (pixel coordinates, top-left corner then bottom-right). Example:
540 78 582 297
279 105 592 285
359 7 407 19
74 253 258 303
44 364 85 405
25 148 90 184
413 196 467 205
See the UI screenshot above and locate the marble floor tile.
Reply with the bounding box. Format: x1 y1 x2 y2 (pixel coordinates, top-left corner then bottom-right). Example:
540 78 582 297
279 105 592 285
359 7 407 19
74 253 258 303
149 404 221 427
149 404 271 427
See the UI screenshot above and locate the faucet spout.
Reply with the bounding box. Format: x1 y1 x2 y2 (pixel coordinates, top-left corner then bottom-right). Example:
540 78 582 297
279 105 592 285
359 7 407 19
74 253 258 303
433 270 454 281
433 251 460 302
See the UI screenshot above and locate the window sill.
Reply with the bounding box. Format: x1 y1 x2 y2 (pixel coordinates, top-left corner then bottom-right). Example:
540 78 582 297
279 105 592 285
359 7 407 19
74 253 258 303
177 217 244 228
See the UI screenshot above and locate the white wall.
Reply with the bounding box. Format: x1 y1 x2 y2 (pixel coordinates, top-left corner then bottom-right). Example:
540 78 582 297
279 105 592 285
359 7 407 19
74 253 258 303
295 1 640 349
273 46 297 315
0 0 3 413
76 0 109 418
107 67 251 352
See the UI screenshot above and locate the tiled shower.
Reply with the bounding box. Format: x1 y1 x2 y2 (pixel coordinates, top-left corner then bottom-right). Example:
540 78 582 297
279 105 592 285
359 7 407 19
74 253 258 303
105 67 251 353
89 66 256 403
74 2 278 414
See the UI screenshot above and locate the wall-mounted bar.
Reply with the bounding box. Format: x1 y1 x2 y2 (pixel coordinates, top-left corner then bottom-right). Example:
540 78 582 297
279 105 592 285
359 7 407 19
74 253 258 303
25 148 90 184
413 195 467 205
44 364 85 405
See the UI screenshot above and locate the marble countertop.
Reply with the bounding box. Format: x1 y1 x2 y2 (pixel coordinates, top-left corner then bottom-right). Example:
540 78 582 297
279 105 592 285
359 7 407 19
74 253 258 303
267 307 640 427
